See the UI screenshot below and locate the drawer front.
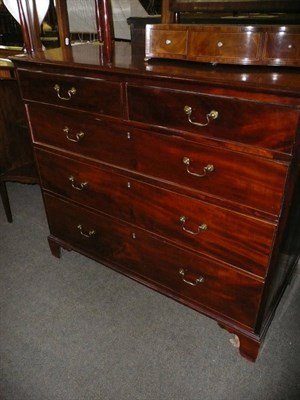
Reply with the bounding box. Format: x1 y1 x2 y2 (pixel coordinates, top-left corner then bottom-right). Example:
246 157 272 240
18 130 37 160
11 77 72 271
31 104 288 216
28 103 134 168
131 128 288 216
189 31 261 61
128 85 299 154
36 149 276 277
44 193 263 328
146 28 187 57
19 70 122 116
263 33 300 63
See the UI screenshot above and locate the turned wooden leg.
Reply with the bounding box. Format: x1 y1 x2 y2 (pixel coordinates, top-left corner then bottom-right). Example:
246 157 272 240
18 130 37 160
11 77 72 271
48 236 62 258
0 181 13 223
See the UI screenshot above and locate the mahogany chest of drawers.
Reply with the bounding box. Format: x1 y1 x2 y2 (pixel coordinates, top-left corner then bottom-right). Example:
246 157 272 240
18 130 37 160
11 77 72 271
12 42 300 361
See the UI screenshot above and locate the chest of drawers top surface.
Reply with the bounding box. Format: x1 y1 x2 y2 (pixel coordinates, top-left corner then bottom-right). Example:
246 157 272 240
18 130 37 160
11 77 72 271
12 41 300 96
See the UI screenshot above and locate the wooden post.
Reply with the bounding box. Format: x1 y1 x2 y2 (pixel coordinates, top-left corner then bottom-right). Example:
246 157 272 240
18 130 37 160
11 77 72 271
95 0 103 42
95 0 114 64
15 0 43 53
30 0 43 51
55 0 71 46
161 0 174 24
15 0 33 53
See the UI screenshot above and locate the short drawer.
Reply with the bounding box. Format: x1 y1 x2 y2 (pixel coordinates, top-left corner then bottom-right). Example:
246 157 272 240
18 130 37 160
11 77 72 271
128 85 299 154
37 149 276 277
145 27 188 58
28 103 133 168
263 33 300 64
19 69 122 117
188 30 262 62
44 193 263 328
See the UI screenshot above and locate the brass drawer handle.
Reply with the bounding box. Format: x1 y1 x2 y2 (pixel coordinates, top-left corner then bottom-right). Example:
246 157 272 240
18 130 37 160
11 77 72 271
182 157 214 178
69 176 88 191
63 126 85 143
180 216 207 235
184 105 218 127
179 268 205 286
54 84 76 101
77 224 96 238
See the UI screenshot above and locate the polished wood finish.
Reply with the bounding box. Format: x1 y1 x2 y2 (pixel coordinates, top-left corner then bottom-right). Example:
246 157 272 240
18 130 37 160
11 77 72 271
26 103 289 217
35 148 276 277
127 84 299 154
97 0 114 63
152 0 300 66
12 42 300 361
19 70 122 115
45 191 264 328
145 24 300 66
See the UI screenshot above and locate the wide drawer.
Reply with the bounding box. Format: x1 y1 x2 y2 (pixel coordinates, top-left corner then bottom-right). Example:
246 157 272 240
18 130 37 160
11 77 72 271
28 103 133 168
127 85 299 154
131 128 288 216
36 149 276 277
19 69 122 117
30 103 288 216
44 193 263 328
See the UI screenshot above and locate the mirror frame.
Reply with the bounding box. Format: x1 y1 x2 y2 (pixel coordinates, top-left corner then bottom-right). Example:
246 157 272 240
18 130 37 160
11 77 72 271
162 1 300 23
10 0 113 62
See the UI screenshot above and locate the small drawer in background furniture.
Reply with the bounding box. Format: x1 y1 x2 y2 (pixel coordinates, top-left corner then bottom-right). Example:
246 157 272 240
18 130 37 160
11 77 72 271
263 33 300 65
188 30 262 62
145 25 187 58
